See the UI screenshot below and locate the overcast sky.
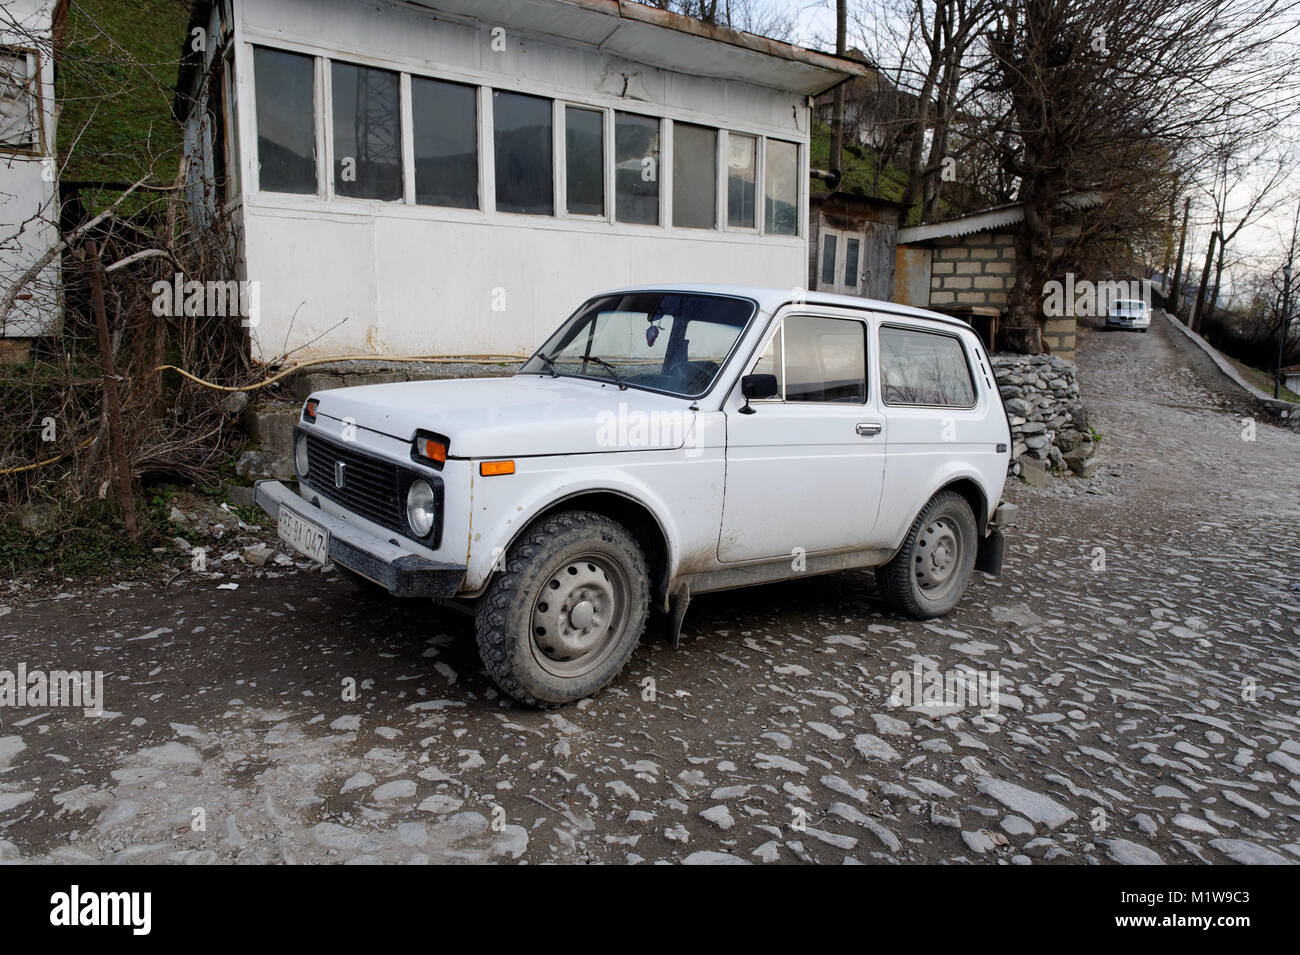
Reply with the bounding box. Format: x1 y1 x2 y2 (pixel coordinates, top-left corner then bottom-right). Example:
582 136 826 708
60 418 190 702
772 0 1300 288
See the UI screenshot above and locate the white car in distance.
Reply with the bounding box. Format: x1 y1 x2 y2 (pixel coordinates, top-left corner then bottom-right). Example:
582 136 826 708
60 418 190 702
257 285 1015 706
1105 298 1151 331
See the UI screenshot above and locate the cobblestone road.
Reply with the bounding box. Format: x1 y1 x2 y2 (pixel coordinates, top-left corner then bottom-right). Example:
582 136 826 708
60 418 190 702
2 314 1298 864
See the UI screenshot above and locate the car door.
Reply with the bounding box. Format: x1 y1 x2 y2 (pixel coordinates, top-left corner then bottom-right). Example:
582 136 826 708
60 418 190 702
718 308 886 562
874 320 988 543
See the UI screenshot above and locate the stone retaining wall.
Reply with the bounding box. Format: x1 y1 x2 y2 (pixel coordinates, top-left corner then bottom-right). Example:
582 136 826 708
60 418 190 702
992 353 1098 481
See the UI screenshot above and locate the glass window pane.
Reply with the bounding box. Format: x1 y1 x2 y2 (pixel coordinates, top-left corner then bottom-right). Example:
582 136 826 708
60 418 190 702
412 76 477 208
254 47 316 194
494 90 553 215
727 134 756 228
331 61 401 200
751 330 783 397
821 233 837 286
845 237 860 288
0 50 38 148
673 122 716 229
880 326 976 406
521 292 752 397
765 139 798 235
615 112 659 225
565 106 604 216
784 316 866 403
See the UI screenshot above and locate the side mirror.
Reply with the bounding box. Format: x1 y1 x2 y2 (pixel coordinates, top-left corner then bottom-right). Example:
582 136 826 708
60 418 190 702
739 373 779 414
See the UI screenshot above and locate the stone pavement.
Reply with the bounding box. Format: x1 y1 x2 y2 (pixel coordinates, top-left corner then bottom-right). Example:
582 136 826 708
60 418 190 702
0 315 1297 864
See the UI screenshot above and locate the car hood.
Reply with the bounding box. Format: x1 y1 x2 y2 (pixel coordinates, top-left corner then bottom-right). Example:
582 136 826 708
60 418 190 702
312 374 700 458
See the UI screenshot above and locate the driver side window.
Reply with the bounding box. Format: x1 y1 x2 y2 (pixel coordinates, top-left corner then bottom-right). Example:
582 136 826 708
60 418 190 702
752 315 867 404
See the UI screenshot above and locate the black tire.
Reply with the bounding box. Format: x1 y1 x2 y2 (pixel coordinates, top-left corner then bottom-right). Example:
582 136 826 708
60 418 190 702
474 510 650 706
875 490 978 619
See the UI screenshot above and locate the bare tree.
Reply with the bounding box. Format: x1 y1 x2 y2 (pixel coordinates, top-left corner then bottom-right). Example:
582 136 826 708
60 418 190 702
1189 131 1294 331
971 0 1300 336
633 0 796 39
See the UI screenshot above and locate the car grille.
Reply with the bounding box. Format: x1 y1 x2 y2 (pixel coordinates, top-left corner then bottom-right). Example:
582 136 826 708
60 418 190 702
305 435 405 533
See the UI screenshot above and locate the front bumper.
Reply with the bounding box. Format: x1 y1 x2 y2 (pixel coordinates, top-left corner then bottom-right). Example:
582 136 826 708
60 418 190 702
254 480 466 598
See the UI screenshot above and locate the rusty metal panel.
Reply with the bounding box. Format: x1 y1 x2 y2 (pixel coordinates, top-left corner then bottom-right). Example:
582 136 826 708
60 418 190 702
893 245 930 307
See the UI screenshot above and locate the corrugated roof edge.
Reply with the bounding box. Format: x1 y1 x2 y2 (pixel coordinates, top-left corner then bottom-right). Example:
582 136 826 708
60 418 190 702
897 192 1106 245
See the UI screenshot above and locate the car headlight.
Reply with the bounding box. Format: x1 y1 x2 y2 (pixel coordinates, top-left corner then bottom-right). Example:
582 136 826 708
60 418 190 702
406 479 436 538
294 434 309 477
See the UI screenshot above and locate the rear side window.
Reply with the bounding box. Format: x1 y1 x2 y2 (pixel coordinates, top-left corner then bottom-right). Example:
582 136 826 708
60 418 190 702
752 315 867 403
880 325 976 407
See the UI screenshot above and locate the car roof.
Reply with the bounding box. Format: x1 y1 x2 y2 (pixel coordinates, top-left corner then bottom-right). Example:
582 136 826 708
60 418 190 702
590 283 976 333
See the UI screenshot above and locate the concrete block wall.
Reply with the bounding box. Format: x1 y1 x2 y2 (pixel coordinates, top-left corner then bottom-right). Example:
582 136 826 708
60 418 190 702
925 231 1076 362
927 233 1015 309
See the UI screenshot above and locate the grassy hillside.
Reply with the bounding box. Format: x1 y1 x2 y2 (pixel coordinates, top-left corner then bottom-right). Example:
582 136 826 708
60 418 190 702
56 0 191 185
808 118 961 224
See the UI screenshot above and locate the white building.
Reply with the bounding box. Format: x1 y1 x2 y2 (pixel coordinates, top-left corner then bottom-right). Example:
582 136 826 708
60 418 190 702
0 0 63 343
176 0 865 361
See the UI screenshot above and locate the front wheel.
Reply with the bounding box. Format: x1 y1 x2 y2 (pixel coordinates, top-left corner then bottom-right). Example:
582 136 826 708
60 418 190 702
875 490 978 619
474 510 650 706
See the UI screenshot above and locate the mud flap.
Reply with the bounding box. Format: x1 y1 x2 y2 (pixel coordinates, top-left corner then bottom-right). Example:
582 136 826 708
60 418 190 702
666 586 691 649
975 529 1004 576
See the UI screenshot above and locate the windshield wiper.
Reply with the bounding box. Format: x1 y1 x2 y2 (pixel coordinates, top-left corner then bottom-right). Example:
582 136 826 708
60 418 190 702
534 352 559 378
585 356 628 390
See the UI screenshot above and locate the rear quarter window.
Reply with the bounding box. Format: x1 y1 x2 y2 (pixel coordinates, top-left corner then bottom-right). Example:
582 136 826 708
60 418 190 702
880 325 977 407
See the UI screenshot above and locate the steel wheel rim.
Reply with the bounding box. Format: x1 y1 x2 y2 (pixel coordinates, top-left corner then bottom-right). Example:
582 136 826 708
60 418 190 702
530 553 630 678
914 516 964 597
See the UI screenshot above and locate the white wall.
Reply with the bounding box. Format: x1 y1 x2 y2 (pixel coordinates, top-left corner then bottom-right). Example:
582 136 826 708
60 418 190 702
222 0 811 360
1 0 60 338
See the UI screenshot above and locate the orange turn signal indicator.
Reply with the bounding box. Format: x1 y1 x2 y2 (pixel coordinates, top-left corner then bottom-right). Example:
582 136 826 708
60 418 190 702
303 398 319 422
415 436 447 464
479 460 515 477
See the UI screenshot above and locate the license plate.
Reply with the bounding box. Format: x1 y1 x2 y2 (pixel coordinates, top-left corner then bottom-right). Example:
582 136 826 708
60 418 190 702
278 505 329 564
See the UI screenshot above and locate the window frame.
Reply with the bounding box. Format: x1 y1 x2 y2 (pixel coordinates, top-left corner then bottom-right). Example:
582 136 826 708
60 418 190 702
723 129 759 233
0 45 43 157
747 312 870 406
763 137 801 238
490 88 555 217
613 108 664 228
670 119 719 231
408 71 481 210
328 58 405 203
877 322 980 410
249 44 322 197
559 102 607 221
240 43 805 242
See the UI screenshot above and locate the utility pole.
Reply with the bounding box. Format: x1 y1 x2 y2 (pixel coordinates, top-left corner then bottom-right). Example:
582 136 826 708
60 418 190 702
829 0 847 178
1170 196 1190 316
1277 199 1299 399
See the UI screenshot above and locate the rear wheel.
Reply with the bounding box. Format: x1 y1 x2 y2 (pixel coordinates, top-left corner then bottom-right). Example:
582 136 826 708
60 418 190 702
474 510 650 706
875 490 978 619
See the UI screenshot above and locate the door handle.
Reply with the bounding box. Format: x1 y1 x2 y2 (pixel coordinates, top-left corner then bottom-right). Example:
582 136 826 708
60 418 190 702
856 422 882 437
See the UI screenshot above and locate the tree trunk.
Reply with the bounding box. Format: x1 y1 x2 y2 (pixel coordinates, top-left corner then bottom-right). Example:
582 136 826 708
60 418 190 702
87 240 138 537
1192 231 1218 333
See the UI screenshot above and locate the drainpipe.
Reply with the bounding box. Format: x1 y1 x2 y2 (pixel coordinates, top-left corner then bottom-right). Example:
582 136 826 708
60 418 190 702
811 168 842 191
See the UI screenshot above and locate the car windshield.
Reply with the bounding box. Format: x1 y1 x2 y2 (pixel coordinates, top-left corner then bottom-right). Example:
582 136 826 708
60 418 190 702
1113 300 1147 312
520 292 755 397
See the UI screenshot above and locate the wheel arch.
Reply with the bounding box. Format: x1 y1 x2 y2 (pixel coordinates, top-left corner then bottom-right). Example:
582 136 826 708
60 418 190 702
934 476 990 535
489 489 673 611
